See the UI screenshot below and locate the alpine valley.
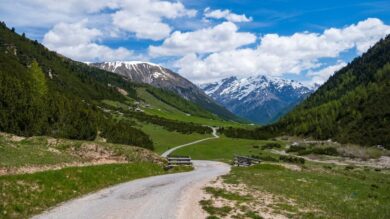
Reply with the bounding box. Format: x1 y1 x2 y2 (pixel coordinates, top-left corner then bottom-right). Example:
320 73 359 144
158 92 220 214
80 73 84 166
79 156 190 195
1 2 390 218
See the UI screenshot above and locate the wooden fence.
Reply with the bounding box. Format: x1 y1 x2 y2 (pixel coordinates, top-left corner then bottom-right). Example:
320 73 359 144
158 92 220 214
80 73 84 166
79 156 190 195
166 156 192 169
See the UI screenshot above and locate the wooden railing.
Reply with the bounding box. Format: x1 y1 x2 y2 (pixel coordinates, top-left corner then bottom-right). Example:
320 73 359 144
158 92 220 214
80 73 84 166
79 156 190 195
166 156 192 168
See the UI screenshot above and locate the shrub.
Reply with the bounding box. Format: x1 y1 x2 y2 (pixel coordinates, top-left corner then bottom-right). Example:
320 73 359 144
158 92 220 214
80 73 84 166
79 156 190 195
261 143 282 150
286 144 306 153
279 155 305 164
101 120 154 150
298 147 339 156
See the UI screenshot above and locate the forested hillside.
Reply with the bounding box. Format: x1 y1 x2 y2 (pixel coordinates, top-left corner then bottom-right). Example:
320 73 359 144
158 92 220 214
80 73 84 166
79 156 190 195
145 86 216 119
0 22 217 150
225 35 390 148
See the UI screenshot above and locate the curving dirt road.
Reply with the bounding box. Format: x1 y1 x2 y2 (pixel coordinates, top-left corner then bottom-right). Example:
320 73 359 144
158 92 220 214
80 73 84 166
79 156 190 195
34 127 229 219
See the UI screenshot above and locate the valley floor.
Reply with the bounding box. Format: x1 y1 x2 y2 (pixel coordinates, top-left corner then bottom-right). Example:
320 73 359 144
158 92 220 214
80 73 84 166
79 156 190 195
172 135 390 219
2 129 390 219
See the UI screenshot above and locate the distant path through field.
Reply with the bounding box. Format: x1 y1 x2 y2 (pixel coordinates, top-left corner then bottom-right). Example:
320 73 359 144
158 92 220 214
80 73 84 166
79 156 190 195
161 126 219 157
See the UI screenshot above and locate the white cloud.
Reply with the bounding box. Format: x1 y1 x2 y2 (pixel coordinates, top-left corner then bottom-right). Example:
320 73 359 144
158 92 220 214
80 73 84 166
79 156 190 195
306 61 347 85
149 22 257 56
0 0 196 41
0 0 115 28
204 8 252 23
172 18 390 84
112 0 196 40
43 21 133 62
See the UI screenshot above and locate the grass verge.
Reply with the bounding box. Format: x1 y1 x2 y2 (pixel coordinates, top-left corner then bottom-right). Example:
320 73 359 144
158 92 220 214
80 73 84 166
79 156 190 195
222 163 390 218
0 162 186 219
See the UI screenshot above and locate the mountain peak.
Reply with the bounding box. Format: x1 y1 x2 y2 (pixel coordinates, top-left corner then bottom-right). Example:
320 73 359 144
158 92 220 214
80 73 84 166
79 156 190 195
90 61 241 121
201 75 314 124
100 61 161 71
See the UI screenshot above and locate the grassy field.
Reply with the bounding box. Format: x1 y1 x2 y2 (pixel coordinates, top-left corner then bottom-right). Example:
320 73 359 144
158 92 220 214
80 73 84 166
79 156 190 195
0 133 162 170
0 132 194 218
140 123 211 154
136 87 255 128
0 163 190 219
170 133 390 218
219 163 390 219
171 136 283 162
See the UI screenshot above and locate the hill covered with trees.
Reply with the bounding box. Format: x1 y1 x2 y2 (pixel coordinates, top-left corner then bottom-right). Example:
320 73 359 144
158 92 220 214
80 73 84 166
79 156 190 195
224 35 390 148
0 22 219 150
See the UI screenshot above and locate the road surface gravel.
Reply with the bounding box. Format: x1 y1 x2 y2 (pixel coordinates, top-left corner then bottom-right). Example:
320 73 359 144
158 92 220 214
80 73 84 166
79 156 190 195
34 127 227 219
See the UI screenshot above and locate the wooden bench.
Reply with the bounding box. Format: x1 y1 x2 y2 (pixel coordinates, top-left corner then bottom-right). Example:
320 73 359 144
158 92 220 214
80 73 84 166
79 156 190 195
165 156 192 169
233 156 261 167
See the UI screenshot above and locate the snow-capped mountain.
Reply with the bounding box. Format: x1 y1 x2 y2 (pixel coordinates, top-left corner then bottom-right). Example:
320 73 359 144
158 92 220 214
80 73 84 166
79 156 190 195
201 75 314 124
90 61 240 121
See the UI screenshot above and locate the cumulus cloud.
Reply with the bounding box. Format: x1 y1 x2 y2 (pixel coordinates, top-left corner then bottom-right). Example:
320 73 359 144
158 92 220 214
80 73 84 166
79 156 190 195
43 21 133 62
0 0 115 28
112 0 196 40
306 61 347 85
204 8 252 23
1 0 196 41
172 18 390 84
149 22 257 56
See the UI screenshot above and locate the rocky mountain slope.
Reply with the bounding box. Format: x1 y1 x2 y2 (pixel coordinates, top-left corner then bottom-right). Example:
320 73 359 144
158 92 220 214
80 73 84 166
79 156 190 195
201 75 313 124
91 61 241 121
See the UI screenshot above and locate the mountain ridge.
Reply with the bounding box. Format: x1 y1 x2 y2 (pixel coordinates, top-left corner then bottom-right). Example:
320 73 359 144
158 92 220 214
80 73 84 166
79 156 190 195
91 61 242 121
201 75 314 124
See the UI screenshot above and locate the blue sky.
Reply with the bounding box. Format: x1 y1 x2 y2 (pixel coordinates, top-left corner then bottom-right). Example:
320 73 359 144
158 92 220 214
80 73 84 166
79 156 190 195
1 0 390 85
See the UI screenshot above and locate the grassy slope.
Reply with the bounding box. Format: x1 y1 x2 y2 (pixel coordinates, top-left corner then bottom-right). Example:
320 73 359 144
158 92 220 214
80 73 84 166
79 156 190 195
0 132 193 218
137 87 254 128
0 163 180 219
224 163 390 218
0 133 161 169
171 136 281 162
140 123 211 154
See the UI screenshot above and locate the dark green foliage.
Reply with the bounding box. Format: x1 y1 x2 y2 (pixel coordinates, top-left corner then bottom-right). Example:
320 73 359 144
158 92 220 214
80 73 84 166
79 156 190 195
146 86 215 119
298 147 339 156
286 144 306 153
261 142 282 149
101 120 154 149
130 112 212 135
279 155 305 164
287 144 339 156
220 126 278 139
273 36 390 147
0 23 156 146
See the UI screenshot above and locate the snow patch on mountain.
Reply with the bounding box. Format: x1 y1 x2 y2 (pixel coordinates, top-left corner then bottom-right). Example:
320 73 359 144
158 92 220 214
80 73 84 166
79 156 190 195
201 75 314 124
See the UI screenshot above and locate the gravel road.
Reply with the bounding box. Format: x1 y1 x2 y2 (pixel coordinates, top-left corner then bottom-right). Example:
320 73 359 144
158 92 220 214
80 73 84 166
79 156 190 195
34 127 229 219
33 161 229 219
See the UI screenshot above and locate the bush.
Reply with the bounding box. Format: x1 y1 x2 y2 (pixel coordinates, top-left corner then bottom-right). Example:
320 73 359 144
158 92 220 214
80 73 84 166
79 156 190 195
286 144 306 153
261 143 282 150
101 120 154 150
279 155 305 164
298 147 339 156
254 154 278 162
